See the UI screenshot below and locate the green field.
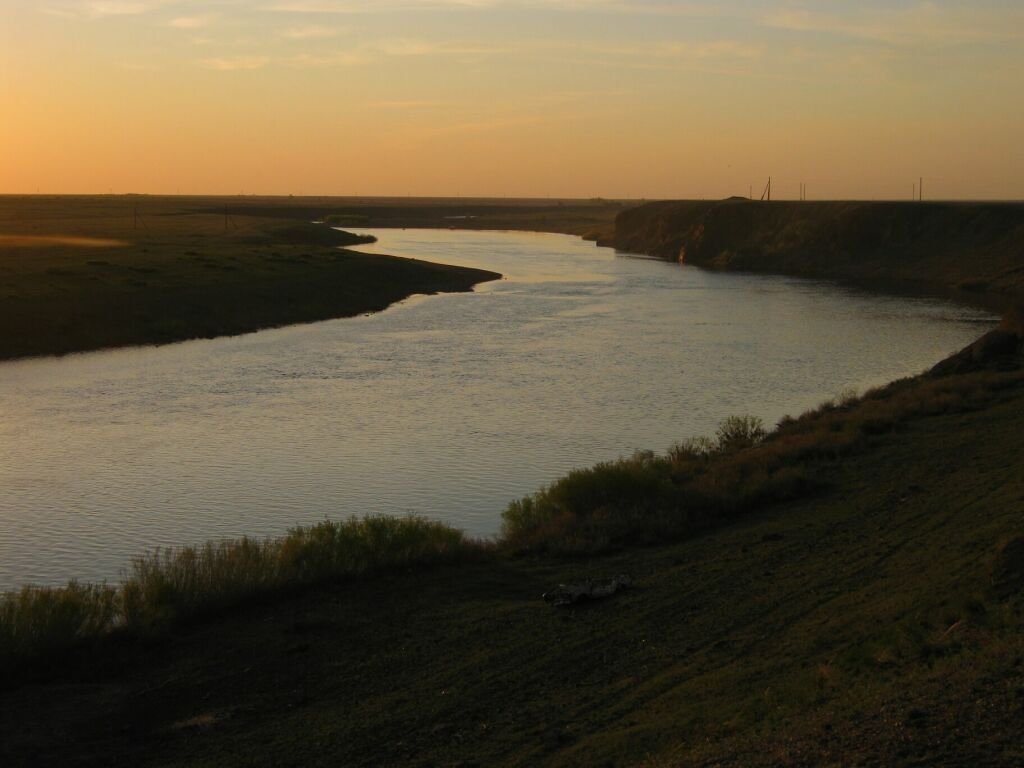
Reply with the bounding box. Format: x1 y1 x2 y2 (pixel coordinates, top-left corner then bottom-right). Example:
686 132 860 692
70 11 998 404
0 196 509 360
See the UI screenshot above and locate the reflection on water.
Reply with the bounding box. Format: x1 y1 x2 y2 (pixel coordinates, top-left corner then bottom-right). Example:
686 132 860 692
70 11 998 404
0 229 994 587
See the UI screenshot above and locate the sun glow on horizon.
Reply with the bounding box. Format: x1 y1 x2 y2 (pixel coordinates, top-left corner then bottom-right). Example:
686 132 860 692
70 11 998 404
2 1 1023 200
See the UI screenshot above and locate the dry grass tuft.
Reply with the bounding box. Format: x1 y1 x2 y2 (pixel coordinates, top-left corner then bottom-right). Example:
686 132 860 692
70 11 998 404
1 515 475 664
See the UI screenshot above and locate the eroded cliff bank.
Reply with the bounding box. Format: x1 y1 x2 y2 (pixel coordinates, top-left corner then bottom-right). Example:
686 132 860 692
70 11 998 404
608 199 1024 307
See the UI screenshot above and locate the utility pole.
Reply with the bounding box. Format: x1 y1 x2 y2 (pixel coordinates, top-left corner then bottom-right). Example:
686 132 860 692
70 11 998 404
919 177 923 202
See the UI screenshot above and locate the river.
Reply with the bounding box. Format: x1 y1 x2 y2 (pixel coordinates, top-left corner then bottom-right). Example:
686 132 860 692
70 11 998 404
0 229 994 588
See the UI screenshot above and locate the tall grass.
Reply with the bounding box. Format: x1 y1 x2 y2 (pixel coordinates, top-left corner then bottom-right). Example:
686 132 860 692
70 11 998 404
501 414 790 553
0 582 119 661
503 365 1024 554
1 515 475 665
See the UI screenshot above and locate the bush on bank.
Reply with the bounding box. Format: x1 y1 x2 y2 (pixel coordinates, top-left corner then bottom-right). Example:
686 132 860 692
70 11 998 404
0 515 473 665
502 366 1024 554
3 361 1022 667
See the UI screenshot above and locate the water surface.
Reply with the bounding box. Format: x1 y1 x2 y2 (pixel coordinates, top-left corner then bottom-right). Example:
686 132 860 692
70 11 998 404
0 229 994 587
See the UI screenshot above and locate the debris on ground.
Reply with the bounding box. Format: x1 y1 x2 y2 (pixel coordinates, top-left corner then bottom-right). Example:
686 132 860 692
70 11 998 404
543 575 633 607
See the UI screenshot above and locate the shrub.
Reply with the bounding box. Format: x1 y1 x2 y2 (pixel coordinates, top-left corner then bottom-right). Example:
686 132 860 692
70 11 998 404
0 582 119 661
667 436 716 463
501 363 1024 556
715 415 767 452
122 516 471 628
1 515 474 664
502 415 790 554
501 451 681 552
991 535 1024 598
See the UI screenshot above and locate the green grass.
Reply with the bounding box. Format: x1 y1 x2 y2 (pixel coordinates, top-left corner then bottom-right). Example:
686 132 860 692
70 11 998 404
0 196 499 359
0 516 477 664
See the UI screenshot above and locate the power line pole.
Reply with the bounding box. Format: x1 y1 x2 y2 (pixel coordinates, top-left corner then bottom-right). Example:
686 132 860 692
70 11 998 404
919 177 923 202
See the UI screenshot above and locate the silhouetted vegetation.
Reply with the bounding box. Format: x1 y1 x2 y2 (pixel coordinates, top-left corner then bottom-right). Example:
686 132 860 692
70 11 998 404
0 516 474 664
503 364 1024 554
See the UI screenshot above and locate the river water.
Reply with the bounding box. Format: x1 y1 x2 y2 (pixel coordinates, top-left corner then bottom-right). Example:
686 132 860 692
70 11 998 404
0 229 994 588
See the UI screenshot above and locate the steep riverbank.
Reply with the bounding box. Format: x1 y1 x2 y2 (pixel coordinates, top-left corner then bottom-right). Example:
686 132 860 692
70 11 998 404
608 199 1024 308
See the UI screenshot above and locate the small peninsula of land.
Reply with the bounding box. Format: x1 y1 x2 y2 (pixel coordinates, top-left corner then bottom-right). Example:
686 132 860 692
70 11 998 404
0 196 504 360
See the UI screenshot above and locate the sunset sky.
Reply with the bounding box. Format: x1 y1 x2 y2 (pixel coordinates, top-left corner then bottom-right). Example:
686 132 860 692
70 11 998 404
2 1 1022 199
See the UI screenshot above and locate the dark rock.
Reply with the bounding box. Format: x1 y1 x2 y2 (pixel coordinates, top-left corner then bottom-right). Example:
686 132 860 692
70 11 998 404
992 535 1024 598
543 575 633 607
1000 305 1024 336
930 329 1020 375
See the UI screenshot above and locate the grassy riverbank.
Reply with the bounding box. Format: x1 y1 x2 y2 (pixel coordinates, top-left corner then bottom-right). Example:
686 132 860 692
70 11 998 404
2 330 1023 766
0 196 501 360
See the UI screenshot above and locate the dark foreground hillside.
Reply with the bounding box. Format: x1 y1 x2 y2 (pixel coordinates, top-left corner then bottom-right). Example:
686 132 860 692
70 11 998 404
610 199 1024 307
3 347 1024 766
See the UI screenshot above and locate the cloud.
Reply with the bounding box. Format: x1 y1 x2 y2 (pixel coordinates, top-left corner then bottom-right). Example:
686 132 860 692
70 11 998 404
168 14 218 29
263 0 733 15
368 99 449 109
625 40 762 61
370 38 510 56
200 55 271 70
764 4 1024 47
284 51 367 66
282 24 344 39
44 0 171 17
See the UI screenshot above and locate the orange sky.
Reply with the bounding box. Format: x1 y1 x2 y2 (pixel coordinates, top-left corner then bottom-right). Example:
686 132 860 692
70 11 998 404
2 1 1023 199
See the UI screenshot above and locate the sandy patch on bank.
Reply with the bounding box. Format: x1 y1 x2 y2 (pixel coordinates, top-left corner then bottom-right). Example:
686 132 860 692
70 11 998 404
0 235 129 248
